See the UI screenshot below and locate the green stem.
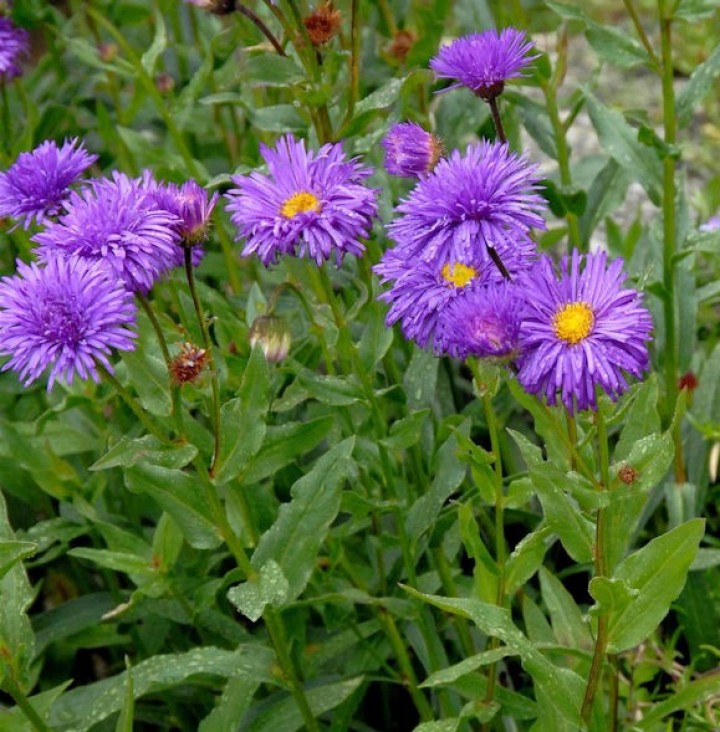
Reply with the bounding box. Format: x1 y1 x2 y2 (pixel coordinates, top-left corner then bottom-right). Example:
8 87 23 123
658 0 685 483
237 3 287 56
543 77 582 251
487 96 507 144
2 674 51 732
1 82 10 158
184 248 222 475
87 8 204 180
344 0 360 125
623 0 661 70
378 610 434 722
98 365 171 443
482 393 507 720
581 403 610 722
136 293 185 440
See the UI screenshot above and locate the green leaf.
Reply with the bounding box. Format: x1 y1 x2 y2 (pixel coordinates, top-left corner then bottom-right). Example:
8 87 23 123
119 313 172 417
199 678 261 732
545 1 588 21
124 464 222 550
529 464 594 564
140 10 166 74
406 422 469 543
505 528 553 596
359 301 395 371
613 377 661 461
633 672 720 729
414 721 459 732
247 104 307 134
579 159 631 246
227 560 289 622
382 409 430 450
0 491 35 688
420 647 515 688
48 646 276 731
90 435 197 471
68 549 155 579
539 568 593 649
0 541 37 581
605 519 705 652
115 658 134 732
215 348 270 484
404 589 584 726
354 78 404 115
673 0 720 21
0 682 71 732
251 439 355 602
677 44 720 126
246 677 364 732
588 576 637 617
585 92 663 205
404 347 438 409
242 53 304 87
242 416 334 484
585 26 650 68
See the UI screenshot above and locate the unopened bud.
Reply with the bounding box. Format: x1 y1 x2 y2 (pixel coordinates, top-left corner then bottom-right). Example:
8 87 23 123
184 0 236 15
249 315 291 363
98 42 118 63
155 72 175 95
382 122 444 178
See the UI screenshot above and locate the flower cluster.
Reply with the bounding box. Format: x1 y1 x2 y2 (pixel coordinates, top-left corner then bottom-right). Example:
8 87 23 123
373 27 653 414
0 140 216 390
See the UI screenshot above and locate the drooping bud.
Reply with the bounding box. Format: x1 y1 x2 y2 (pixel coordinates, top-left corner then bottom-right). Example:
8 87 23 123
183 0 236 15
303 2 341 47
382 122 444 179
249 315 291 363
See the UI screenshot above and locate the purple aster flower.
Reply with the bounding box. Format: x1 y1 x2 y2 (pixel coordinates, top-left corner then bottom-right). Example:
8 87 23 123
436 282 523 360
0 16 28 81
144 174 218 267
382 122 444 178
0 139 97 229
700 214 720 233
374 238 533 351
0 256 136 390
32 172 181 293
517 250 653 414
225 134 379 266
430 28 537 100
388 140 545 266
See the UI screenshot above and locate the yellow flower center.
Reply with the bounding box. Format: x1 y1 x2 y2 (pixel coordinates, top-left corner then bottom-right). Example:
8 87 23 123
553 302 595 344
441 263 477 288
281 191 322 219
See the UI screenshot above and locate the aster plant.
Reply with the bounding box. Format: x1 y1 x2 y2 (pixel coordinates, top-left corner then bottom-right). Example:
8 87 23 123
226 134 378 266
0 138 97 228
387 140 545 271
382 122 444 179
0 256 136 389
32 171 181 293
517 250 653 413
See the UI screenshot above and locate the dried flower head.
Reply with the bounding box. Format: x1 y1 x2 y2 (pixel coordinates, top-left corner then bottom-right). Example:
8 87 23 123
388 30 416 63
0 138 98 228
304 2 341 47
382 122 444 179
618 465 639 485
0 256 136 390
226 134 378 266
518 250 653 414
170 342 209 385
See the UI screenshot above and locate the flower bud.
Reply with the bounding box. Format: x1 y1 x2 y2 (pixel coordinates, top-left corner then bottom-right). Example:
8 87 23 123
382 122 444 178
249 315 291 363
303 2 341 47
170 342 209 385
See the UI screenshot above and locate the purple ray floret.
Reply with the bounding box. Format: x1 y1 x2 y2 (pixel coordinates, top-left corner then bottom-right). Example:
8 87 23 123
388 140 546 265
225 134 379 266
430 28 537 99
436 282 523 360
0 256 136 390
0 139 97 228
32 172 181 293
0 16 28 80
517 250 653 414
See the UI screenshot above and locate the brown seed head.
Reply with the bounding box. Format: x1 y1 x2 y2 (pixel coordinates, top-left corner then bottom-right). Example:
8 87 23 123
388 30 416 63
618 465 639 485
303 2 341 47
170 342 209 385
